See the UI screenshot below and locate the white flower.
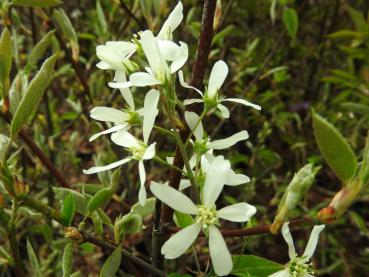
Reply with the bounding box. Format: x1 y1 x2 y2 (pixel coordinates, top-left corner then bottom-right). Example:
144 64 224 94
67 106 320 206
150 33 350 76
83 89 160 205
109 30 188 89
96 41 137 71
185 111 250 154
180 60 261 118
150 157 256 276
157 1 183 41
269 222 325 277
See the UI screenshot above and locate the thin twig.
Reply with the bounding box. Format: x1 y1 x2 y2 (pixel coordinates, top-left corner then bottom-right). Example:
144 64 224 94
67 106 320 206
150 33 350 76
19 195 165 277
0 112 71 188
167 217 315 237
119 0 144 30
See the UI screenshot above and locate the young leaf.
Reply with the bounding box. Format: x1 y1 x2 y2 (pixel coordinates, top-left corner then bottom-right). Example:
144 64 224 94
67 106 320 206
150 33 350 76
61 193 76 227
62 242 73 277
100 247 122 277
96 0 108 34
87 188 114 213
346 6 369 33
283 8 298 39
27 239 42 277
312 112 357 181
53 9 79 61
0 27 12 99
11 53 58 137
231 255 283 277
11 0 62 7
27 30 55 69
130 197 156 218
53 187 88 215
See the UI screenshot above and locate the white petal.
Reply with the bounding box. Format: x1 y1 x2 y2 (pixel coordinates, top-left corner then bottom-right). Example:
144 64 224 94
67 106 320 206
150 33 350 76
108 81 132 89
143 89 160 144
217 103 230 118
90 107 128 123
281 222 296 260
161 222 201 259
143 143 156 160
115 70 134 109
178 70 203 96
138 184 147 206
150 182 198 214
222 98 261 110
217 203 256 222
140 30 169 79
158 40 180 61
111 130 140 148
303 225 325 260
138 160 146 186
208 226 232 276
96 61 111 70
203 156 231 206
179 179 191 190
208 60 228 98
89 125 127 142
105 41 137 56
208 130 249 150
184 111 204 142
83 158 131 174
183 98 204 106
170 41 188 73
130 72 162 87
226 170 250 186
157 1 183 40
268 270 291 277
96 45 123 70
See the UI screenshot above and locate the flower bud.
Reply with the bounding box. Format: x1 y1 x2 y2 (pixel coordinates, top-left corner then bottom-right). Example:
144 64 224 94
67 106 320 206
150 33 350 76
271 164 319 233
213 0 222 31
317 178 362 222
64 227 83 243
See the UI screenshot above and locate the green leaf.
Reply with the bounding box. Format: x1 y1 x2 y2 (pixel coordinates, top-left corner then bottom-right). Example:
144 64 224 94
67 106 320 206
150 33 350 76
130 197 156 218
358 131 369 186
27 239 42 277
61 193 76 227
92 211 104 236
10 53 58 137
53 9 79 61
312 112 357 181
100 247 122 277
11 0 62 7
114 213 142 244
283 8 298 39
96 0 108 33
231 255 283 277
53 187 88 215
341 102 369 115
174 211 193 228
27 30 55 69
168 274 191 277
0 134 10 165
87 188 114 213
0 27 12 99
346 6 369 33
62 242 73 277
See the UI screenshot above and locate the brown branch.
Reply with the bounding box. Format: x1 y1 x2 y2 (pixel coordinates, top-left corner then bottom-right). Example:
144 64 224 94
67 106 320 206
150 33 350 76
0 112 71 188
161 0 217 224
167 217 315 238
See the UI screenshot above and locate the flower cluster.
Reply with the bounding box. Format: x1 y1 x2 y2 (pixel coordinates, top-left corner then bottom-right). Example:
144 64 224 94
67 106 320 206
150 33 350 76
83 2 324 276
